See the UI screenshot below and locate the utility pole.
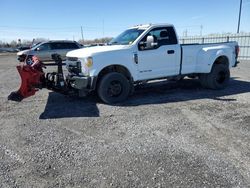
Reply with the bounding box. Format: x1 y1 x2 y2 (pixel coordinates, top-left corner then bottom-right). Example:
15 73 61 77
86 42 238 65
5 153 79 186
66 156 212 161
81 26 84 41
237 0 243 33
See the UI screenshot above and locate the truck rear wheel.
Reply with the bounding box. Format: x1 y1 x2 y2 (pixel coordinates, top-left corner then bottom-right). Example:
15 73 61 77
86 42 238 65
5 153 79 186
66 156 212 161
199 64 230 90
97 72 130 104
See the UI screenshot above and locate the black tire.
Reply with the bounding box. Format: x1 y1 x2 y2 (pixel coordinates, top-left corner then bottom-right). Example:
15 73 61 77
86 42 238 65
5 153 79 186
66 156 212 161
97 72 130 104
200 64 230 90
199 74 209 88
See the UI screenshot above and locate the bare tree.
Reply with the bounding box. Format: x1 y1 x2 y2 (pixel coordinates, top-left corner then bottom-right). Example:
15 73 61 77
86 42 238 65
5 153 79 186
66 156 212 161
79 37 113 45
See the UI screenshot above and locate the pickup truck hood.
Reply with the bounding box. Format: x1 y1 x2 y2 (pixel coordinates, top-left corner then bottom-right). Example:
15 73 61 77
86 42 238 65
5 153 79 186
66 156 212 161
66 45 129 58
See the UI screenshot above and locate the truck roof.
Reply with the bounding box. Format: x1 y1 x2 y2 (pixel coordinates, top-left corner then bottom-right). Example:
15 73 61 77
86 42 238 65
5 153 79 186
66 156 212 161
129 23 174 30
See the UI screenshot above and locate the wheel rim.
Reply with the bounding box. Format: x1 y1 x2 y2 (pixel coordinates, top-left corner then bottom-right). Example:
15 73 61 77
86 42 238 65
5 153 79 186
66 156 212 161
26 58 33 65
107 81 122 97
216 71 227 84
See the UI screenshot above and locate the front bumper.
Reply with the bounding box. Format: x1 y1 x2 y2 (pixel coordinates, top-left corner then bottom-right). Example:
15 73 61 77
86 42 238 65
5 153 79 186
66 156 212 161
67 75 97 91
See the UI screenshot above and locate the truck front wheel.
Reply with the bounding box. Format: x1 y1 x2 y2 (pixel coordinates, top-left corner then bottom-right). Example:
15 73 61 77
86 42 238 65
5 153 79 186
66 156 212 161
97 72 130 104
199 64 230 90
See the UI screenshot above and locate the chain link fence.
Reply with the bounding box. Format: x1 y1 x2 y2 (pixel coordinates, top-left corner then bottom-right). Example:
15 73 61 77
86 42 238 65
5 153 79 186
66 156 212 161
180 34 250 60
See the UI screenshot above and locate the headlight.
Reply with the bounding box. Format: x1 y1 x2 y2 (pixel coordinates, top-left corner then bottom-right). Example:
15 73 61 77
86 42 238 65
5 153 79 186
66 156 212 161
81 57 93 76
86 57 93 68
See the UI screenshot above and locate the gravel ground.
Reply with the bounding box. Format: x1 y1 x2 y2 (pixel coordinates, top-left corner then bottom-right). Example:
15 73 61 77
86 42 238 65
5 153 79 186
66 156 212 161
0 54 250 188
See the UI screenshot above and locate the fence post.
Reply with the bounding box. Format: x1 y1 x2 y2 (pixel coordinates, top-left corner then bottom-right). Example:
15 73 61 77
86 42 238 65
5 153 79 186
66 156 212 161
202 38 205 44
227 36 229 42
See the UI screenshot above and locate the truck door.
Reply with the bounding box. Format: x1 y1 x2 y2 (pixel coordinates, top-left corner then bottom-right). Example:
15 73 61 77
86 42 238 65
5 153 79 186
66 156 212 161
137 27 180 80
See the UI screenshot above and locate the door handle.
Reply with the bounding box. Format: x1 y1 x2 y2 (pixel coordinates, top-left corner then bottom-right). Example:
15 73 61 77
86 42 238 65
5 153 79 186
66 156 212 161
167 50 175 54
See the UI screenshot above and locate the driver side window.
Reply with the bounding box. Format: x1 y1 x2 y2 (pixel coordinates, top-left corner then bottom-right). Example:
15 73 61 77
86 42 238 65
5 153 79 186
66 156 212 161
138 27 177 51
138 31 158 51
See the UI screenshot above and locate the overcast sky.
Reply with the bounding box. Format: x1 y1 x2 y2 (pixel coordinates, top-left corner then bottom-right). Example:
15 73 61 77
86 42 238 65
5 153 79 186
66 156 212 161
0 0 250 42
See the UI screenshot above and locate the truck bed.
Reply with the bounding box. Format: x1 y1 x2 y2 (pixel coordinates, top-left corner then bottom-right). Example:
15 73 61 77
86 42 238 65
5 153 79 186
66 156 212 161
180 41 238 75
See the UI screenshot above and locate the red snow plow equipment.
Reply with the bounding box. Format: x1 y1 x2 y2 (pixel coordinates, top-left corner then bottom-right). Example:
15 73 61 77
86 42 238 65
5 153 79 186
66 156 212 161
8 54 69 102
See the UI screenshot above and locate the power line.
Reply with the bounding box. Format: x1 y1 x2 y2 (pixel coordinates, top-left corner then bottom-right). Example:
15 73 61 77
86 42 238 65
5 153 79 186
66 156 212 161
0 25 125 30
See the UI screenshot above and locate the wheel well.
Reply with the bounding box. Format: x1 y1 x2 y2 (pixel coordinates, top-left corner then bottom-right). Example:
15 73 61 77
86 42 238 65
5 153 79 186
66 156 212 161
96 65 133 89
214 56 229 67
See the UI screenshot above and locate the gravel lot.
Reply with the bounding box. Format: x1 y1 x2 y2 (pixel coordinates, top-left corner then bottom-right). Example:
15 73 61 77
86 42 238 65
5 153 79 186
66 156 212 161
0 54 250 188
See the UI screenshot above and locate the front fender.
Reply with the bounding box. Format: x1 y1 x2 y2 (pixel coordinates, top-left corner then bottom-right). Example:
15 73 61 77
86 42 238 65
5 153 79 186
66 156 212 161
90 63 136 80
89 52 138 80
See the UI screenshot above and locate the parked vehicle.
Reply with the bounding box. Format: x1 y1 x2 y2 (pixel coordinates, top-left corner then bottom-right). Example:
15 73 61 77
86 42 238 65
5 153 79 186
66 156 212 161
0 48 18 53
64 23 239 103
17 40 82 63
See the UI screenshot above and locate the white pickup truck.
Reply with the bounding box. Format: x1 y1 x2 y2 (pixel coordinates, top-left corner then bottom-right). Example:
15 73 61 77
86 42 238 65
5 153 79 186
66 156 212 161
65 24 240 104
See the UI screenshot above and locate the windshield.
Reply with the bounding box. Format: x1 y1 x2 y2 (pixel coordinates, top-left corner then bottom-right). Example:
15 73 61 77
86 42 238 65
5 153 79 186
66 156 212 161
31 42 41 48
31 42 44 50
109 28 145 45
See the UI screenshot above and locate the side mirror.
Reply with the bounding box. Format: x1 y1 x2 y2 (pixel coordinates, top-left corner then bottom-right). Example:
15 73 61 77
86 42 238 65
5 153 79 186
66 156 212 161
35 47 40 51
146 36 158 49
